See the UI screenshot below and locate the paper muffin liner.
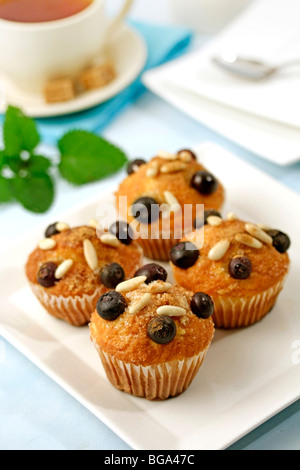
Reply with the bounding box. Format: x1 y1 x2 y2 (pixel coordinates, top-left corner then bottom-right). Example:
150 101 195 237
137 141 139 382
136 236 180 262
211 278 286 329
92 342 210 400
30 282 106 327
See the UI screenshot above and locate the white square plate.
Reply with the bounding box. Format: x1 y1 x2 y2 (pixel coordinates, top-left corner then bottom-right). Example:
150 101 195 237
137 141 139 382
1 143 300 450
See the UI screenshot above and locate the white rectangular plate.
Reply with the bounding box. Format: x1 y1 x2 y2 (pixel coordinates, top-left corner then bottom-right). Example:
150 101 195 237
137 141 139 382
1 143 300 450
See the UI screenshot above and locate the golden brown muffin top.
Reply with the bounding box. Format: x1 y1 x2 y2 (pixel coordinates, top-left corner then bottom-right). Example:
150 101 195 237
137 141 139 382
89 281 215 366
171 217 290 298
26 225 143 297
115 150 225 236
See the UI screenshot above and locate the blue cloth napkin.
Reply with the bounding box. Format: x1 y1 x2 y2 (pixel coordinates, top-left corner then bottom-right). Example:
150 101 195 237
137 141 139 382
34 21 193 146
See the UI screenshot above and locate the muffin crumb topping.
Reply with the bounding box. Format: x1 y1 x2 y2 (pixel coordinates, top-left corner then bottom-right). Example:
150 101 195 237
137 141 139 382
142 149 199 180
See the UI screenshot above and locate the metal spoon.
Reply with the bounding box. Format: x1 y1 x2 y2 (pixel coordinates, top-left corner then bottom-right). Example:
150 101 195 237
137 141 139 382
212 52 300 80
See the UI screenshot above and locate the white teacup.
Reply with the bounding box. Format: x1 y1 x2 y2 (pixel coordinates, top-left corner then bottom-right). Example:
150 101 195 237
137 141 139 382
0 0 134 93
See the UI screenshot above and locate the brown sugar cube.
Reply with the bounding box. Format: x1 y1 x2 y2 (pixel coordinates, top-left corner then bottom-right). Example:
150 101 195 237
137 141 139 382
44 78 76 103
78 62 116 91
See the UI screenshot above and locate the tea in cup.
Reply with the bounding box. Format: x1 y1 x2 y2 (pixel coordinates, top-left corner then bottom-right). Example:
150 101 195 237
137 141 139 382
0 0 134 93
0 0 94 23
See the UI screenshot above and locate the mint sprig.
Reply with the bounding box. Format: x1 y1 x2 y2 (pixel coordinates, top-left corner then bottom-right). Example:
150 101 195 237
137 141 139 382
58 130 127 185
0 105 128 213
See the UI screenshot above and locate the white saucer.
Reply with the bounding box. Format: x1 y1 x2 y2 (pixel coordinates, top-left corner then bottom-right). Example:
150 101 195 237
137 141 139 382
0 23 147 118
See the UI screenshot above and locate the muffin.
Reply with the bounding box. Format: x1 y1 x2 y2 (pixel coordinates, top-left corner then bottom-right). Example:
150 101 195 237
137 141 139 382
26 221 143 326
89 263 215 400
170 213 291 328
115 148 225 261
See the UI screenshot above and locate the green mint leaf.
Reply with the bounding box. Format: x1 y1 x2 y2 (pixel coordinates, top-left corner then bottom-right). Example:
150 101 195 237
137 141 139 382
3 106 40 156
5 155 23 174
10 173 54 213
4 154 52 176
28 155 52 174
0 151 5 169
58 130 128 186
0 175 14 203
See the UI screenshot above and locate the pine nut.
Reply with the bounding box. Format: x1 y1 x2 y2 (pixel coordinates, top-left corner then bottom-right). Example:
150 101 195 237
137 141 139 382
38 238 57 250
207 215 223 226
83 239 98 271
128 293 152 315
226 212 238 221
257 223 273 231
164 191 181 212
55 260 73 279
245 223 273 245
208 239 230 261
160 161 187 174
148 282 173 293
235 233 263 249
116 276 147 293
157 305 186 317
178 151 193 163
100 233 120 247
56 222 70 232
156 150 178 161
146 165 159 178
89 219 98 229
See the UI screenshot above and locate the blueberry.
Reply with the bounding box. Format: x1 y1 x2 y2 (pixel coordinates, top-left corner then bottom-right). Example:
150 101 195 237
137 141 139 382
100 263 125 289
147 315 177 344
177 149 197 160
191 171 219 195
109 221 133 245
131 197 159 224
96 291 127 321
229 257 252 280
127 159 146 175
37 262 58 288
45 223 59 238
191 292 214 319
170 242 199 269
266 229 291 254
193 209 222 230
135 263 168 284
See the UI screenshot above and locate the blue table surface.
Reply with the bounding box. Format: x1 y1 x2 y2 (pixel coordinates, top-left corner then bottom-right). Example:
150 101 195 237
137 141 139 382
1 6 300 450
